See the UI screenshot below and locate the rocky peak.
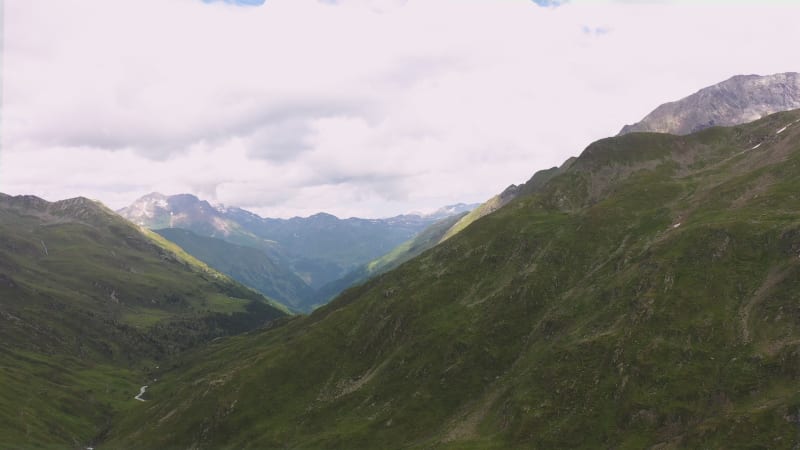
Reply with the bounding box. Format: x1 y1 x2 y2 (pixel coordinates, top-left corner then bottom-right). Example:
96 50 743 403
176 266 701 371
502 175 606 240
0 194 117 226
0 194 50 211
619 72 800 136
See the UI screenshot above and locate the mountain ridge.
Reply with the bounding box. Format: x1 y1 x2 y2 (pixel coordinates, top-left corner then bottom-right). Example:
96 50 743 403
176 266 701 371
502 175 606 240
619 72 800 135
103 109 800 449
119 193 478 306
0 192 289 448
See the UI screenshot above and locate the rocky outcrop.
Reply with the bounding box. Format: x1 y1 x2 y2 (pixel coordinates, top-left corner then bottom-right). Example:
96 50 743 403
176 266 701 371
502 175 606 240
619 72 800 135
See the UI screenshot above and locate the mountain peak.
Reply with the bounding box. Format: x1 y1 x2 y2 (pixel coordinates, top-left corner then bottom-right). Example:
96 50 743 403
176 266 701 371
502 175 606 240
118 192 225 230
308 212 339 220
0 194 50 211
619 72 800 136
140 192 167 200
0 194 118 226
53 196 97 207
170 193 201 202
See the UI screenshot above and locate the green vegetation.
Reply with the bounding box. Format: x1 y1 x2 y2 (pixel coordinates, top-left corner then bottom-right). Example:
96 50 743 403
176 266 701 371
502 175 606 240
0 195 287 448
314 213 470 307
155 228 314 312
368 212 468 273
101 110 800 449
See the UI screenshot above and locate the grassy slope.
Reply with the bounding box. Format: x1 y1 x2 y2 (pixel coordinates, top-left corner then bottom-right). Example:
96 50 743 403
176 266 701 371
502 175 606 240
439 158 574 244
0 196 288 448
155 228 314 312
313 213 471 308
367 212 469 274
104 110 800 449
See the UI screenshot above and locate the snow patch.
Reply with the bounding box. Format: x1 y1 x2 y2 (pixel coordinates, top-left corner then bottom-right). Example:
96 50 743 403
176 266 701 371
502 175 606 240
777 126 788 134
212 217 233 234
672 223 681 229
750 143 762 150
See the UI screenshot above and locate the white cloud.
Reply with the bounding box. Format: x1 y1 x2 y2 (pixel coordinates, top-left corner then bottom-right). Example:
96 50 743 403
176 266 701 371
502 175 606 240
2 0 799 218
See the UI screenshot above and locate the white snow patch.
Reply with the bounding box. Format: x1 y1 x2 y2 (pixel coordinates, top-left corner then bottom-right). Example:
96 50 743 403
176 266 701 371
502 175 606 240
672 222 681 229
212 216 232 234
777 126 788 134
750 143 762 150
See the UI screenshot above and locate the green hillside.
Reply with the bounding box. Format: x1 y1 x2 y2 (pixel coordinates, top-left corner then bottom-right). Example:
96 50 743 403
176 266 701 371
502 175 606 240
155 228 315 312
366 212 469 274
313 213 470 307
102 110 800 449
0 195 288 448
315 165 578 307
441 157 575 244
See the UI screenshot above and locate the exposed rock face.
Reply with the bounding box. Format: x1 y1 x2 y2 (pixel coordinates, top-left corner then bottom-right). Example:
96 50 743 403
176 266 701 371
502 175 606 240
619 72 800 135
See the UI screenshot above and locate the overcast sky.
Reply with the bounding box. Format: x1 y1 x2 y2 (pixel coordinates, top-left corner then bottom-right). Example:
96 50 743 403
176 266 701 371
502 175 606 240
1 0 798 218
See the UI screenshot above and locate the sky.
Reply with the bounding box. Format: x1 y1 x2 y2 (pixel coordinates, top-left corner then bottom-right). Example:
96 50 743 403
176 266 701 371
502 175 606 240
1 0 798 219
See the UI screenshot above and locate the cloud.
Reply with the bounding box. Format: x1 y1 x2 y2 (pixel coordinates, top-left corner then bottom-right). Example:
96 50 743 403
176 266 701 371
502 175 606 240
203 0 266 6
532 0 567 7
2 0 799 218
319 0 408 12
582 25 611 36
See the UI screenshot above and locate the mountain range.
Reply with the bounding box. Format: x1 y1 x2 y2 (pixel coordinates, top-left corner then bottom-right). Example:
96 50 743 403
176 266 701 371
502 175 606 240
5 72 800 449
103 109 800 449
119 194 476 311
117 72 800 314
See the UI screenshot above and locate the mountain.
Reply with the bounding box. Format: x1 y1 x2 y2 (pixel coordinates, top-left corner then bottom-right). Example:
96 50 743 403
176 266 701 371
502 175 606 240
216 202 478 287
619 72 800 135
409 202 479 221
120 193 476 297
118 192 280 252
154 228 316 312
315 170 578 304
436 157 577 245
0 194 288 448
317 163 574 297
312 212 471 306
103 110 800 448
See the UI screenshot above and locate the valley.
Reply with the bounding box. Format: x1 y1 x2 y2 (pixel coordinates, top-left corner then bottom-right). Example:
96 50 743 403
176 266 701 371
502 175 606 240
119 193 477 311
97 109 800 448
0 195 288 448
4 3 800 445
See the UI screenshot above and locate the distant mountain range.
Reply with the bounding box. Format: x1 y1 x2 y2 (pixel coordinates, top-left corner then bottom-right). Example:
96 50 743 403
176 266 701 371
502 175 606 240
619 72 800 135
154 227 317 310
118 193 477 310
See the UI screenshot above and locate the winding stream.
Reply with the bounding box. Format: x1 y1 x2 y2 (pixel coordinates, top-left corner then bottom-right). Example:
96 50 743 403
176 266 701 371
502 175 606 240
134 385 148 402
